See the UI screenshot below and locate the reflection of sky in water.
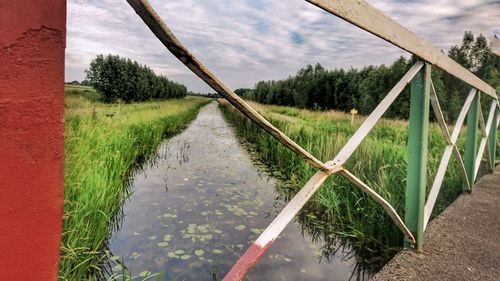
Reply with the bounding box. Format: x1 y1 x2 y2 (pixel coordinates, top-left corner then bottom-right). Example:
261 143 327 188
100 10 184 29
108 102 362 280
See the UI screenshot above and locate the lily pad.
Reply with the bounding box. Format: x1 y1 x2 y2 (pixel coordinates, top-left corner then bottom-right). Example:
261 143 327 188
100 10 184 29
139 271 151 277
158 242 169 247
163 234 172 242
180 255 191 260
174 250 185 255
235 225 246 231
167 252 177 258
194 249 204 256
250 228 264 235
212 249 223 254
129 252 142 260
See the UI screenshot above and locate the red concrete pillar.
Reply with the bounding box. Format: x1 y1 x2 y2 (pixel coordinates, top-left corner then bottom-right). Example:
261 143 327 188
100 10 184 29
0 1 66 280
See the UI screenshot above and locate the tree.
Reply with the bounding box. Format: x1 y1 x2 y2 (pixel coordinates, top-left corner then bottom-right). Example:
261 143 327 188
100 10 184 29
85 54 187 102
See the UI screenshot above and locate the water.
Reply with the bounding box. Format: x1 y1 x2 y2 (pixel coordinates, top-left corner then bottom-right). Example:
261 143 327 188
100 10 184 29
108 102 366 280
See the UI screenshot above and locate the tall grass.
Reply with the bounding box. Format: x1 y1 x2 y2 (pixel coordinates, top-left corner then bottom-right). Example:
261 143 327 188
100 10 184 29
61 86 210 280
219 100 464 273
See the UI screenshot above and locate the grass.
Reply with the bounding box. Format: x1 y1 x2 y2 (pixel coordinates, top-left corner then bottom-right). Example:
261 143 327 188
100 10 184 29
61 86 211 280
219 100 467 274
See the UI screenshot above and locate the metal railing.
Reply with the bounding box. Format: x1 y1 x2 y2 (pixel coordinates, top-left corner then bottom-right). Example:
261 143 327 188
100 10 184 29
126 0 499 280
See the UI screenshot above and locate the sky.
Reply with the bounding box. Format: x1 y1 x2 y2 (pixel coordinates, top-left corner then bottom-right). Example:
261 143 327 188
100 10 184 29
65 0 500 92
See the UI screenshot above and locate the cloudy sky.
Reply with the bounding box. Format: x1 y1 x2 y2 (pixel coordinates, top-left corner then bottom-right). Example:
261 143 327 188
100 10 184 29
66 0 500 92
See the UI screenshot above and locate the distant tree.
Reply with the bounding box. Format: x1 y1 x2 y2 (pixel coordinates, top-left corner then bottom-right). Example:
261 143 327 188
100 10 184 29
240 31 498 121
85 54 187 102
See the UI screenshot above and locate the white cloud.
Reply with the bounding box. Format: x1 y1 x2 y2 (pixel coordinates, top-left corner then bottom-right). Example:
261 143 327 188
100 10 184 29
65 0 499 92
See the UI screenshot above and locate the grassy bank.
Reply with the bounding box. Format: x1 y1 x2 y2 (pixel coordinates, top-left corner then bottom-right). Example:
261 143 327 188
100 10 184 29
61 86 210 280
219 100 465 273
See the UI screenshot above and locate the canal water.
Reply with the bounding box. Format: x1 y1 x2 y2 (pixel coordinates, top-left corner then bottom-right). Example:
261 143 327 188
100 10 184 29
108 102 367 280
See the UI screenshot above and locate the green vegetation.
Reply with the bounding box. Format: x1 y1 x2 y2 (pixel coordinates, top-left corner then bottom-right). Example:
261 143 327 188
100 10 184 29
86 54 187 102
61 86 210 280
220 100 464 273
236 32 499 121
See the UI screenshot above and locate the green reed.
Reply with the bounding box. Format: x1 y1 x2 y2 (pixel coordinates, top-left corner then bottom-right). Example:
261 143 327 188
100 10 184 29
61 86 210 280
219 100 464 274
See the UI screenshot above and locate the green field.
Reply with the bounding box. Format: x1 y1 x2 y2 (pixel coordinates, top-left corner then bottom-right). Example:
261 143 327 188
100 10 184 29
61 86 210 280
219 100 465 272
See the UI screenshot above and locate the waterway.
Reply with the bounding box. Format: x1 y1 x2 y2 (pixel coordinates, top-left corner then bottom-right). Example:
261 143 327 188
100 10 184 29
107 102 368 280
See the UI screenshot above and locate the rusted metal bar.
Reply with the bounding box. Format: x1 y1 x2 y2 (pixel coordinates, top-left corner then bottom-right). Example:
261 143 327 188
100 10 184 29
305 0 497 98
126 0 329 171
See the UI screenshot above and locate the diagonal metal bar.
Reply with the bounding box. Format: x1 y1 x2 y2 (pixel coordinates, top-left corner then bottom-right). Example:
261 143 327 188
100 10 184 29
450 89 477 143
452 145 471 191
481 100 497 168
430 80 452 145
126 0 329 171
423 145 453 229
474 101 497 179
328 62 423 166
339 169 415 244
222 169 335 280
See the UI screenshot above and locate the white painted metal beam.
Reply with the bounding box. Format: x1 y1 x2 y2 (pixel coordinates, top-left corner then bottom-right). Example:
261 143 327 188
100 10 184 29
474 101 497 179
450 89 477 143
305 0 497 99
339 169 415 244
329 62 423 166
424 145 453 230
430 80 452 145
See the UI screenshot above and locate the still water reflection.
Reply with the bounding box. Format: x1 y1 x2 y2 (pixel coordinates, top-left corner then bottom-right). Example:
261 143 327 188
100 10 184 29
108 102 367 280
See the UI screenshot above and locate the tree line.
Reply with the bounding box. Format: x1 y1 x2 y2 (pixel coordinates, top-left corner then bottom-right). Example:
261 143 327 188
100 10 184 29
85 54 187 102
236 32 499 121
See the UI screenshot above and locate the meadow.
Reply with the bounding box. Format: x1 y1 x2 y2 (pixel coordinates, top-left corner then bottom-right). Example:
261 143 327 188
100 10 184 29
219 100 466 273
61 86 210 280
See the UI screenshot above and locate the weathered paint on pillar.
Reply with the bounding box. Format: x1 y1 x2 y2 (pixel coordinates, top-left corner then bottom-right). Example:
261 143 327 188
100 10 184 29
464 93 479 189
405 62 430 251
0 1 66 280
488 106 497 171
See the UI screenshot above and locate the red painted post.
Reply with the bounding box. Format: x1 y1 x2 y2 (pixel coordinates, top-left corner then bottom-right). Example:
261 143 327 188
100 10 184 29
0 1 66 280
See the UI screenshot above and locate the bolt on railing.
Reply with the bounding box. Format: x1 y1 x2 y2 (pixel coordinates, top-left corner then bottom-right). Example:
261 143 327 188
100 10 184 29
126 0 499 279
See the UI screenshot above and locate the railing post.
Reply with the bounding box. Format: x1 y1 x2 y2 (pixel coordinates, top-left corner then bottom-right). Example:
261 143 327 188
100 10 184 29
464 92 480 189
405 62 430 251
488 106 497 171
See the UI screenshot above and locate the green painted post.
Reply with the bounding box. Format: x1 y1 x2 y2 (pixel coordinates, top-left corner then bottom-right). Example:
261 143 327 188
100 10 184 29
405 62 430 251
488 106 497 171
464 92 479 190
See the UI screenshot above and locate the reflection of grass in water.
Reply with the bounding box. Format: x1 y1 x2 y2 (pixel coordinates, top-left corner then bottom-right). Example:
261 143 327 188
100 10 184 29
219 100 464 275
61 86 211 280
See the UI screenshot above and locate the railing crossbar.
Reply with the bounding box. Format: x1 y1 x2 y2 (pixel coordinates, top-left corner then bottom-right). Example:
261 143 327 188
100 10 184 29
430 80 452 145
423 145 453 229
329 62 423 166
474 102 497 179
339 169 415 243
452 145 471 191
451 89 477 143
